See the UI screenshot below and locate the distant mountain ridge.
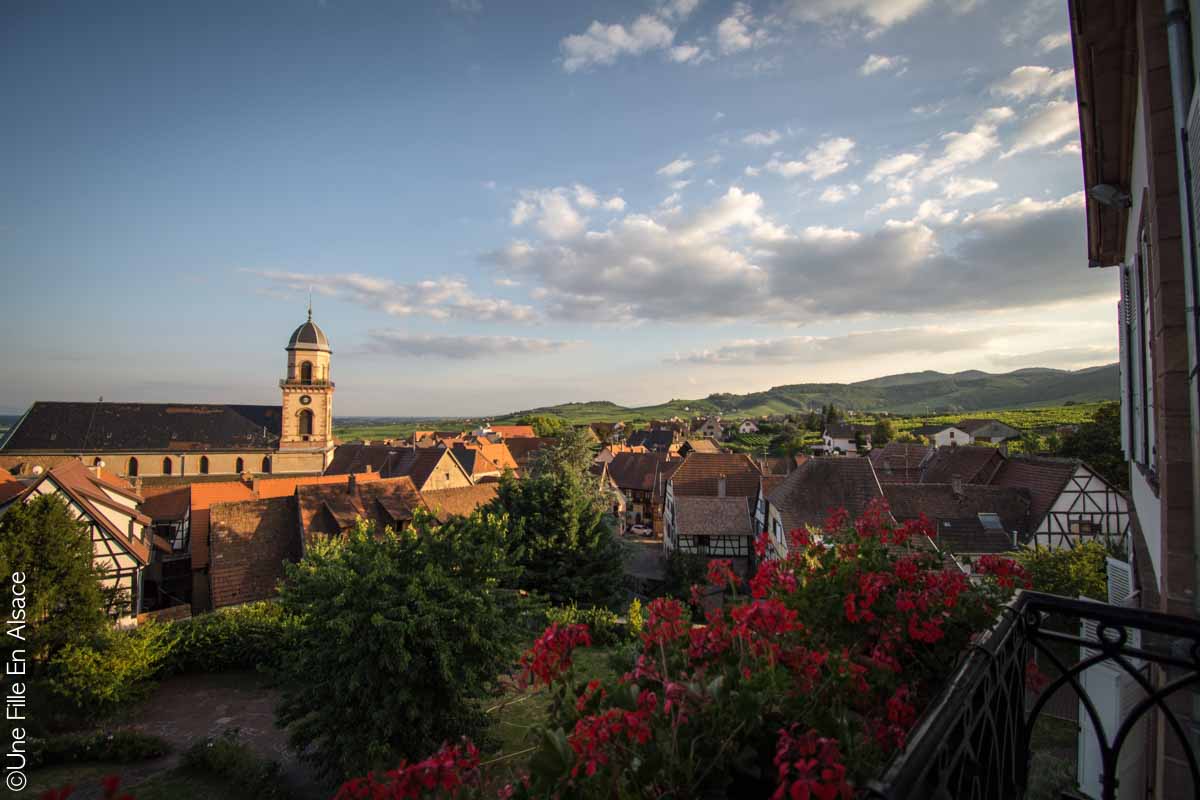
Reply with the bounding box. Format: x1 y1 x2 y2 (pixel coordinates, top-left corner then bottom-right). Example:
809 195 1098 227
497 363 1119 423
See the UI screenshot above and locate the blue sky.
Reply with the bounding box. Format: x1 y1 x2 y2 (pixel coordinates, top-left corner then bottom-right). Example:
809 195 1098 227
0 0 1117 416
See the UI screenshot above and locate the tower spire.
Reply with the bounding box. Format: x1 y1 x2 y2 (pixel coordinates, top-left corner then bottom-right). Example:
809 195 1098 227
307 287 313 321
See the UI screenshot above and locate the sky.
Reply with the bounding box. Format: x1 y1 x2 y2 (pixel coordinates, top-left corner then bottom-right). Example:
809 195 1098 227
0 0 1119 416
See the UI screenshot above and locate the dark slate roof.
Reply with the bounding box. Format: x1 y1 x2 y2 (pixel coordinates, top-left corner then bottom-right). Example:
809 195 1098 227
627 429 677 450
989 456 1082 530
882 483 1032 549
669 452 762 498
920 446 1005 485
956 418 1020 436
607 452 671 493
825 423 872 439
287 313 331 352
1 402 281 453
386 447 468 489
766 457 883 533
421 484 500 522
298 476 425 543
504 437 557 465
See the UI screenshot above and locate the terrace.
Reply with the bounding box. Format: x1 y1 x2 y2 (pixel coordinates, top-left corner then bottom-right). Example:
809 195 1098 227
866 592 1199 800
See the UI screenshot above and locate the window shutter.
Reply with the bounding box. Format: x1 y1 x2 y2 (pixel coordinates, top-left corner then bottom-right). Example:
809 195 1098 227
1186 87 1200 239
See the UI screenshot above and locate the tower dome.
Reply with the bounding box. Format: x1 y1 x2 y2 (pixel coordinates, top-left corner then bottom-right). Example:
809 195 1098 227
287 308 331 352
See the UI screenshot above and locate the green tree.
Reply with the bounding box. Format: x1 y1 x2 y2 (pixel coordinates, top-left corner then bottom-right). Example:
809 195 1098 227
660 550 707 600
516 413 568 438
1014 541 1108 601
871 418 895 446
531 424 597 479
274 509 523 781
0 494 113 661
1057 402 1127 490
853 429 867 451
491 469 626 609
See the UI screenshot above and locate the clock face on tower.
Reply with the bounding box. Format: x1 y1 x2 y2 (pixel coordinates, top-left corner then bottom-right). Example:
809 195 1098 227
299 395 312 406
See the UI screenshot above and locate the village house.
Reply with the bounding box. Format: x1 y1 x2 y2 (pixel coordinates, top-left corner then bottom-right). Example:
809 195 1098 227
677 438 722 456
626 428 679 453
882 482 1031 568
0 460 152 624
592 443 648 465
326 444 473 491
868 442 934 485
909 423 972 448
820 422 873 454
737 419 760 434
502 436 557 472
955 418 1022 444
920 445 1007 485
692 417 726 440
606 451 673 529
761 457 882 560
662 453 762 569
0 311 338 477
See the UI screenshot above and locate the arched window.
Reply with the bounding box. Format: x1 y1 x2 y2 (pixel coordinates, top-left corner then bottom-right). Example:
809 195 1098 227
162 457 172 476
235 457 244 473
300 361 313 384
199 456 209 475
299 409 314 437
262 456 271 474
127 457 138 477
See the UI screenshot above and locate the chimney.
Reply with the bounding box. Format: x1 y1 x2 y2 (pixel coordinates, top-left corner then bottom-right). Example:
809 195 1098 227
717 474 727 497
348 473 357 494
951 474 963 498
999 440 1009 457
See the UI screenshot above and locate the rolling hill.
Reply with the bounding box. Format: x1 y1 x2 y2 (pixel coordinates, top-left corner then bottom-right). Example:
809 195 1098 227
493 364 1119 424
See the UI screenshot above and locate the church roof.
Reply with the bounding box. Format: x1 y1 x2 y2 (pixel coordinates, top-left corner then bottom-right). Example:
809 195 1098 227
0 402 282 453
287 312 331 352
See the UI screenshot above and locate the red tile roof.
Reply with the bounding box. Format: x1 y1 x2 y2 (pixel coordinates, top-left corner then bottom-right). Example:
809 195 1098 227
989 456 1081 530
490 425 537 439
0 468 27 506
766 457 883 533
669 453 762 498
607 452 672 493
920 446 1005 485
421 484 500 522
297 476 425 544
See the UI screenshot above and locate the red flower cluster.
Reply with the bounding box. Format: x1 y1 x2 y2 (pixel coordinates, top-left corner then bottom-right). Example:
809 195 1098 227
872 684 917 750
706 558 742 591
641 597 689 648
974 555 1032 589
772 726 852 800
519 623 592 686
570 707 653 778
40 776 133 800
335 741 482 800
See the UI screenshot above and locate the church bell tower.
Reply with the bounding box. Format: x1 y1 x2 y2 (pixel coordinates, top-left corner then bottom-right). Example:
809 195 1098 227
280 306 335 464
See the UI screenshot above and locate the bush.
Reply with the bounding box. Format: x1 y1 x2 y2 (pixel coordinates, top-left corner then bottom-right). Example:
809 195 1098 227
43 623 174 721
274 509 525 781
183 729 285 800
545 604 622 646
626 598 644 639
161 601 296 675
1014 541 1108 601
29 730 170 769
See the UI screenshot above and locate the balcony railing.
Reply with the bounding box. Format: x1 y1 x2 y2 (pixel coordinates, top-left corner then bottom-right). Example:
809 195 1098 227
279 379 335 388
864 591 1199 800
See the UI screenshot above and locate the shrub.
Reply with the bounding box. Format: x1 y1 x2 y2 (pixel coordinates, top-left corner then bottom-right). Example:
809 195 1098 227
626 598 644 639
273 509 525 781
43 623 174 720
545 604 622 646
29 730 170 769
1014 540 1108 601
160 601 296 675
182 729 286 800
337 501 1023 798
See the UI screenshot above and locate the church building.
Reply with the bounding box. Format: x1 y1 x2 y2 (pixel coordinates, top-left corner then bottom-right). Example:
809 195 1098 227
0 312 337 478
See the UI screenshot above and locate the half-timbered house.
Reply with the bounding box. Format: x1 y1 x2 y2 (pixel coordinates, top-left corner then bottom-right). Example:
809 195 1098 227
990 456 1132 551
663 453 761 567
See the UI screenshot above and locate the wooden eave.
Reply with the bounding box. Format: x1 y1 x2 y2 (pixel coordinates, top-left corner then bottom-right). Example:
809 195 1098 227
1069 0 1139 267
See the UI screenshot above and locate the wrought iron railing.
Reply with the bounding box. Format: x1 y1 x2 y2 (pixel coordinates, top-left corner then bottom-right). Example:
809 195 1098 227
864 591 1200 800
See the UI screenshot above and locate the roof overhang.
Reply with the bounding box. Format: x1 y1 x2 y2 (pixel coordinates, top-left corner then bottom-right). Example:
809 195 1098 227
1069 0 1139 268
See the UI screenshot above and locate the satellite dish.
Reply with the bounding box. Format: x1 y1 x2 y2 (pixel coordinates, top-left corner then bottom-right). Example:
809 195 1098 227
31 466 43 475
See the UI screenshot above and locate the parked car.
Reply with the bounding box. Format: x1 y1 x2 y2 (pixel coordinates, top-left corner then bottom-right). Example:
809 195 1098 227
629 524 652 537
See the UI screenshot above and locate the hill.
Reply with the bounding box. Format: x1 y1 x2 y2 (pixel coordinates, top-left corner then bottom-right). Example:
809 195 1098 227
493 364 1119 424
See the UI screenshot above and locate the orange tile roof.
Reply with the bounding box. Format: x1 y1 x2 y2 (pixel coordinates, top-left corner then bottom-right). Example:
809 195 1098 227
189 481 257 571
491 425 536 439
253 471 381 498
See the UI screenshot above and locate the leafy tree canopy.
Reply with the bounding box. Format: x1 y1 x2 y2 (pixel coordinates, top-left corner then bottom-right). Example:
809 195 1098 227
1014 540 1108 601
515 413 569 438
1056 402 1127 490
273 509 524 781
871 418 895 446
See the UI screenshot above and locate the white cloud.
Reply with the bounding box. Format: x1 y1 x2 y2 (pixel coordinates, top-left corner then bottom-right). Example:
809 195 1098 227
992 65 1075 99
713 111 726 121
511 188 587 239
859 53 909 76
744 165 761 176
866 152 922 183
868 194 913 214
911 101 948 116
1002 100 1079 157
989 345 1117 370
961 191 1083 224
657 156 696 176
1056 140 1082 156
743 129 782 146
819 183 861 203
660 0 701 20
717 2 769 54
670 179 692 190
678 325 1009 364
250 271 538 323
603 196 627 211
943 176 999 200
560 14 675 72
785 0 971 34
916 110 1010 181
907 198 958 225
365 331 575 360
764 137 855 180
1038 31 1070 52
669 43 703 63
572 183 599 208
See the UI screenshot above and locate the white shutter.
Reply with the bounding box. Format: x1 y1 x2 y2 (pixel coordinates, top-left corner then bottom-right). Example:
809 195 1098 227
1107 557 1142 660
